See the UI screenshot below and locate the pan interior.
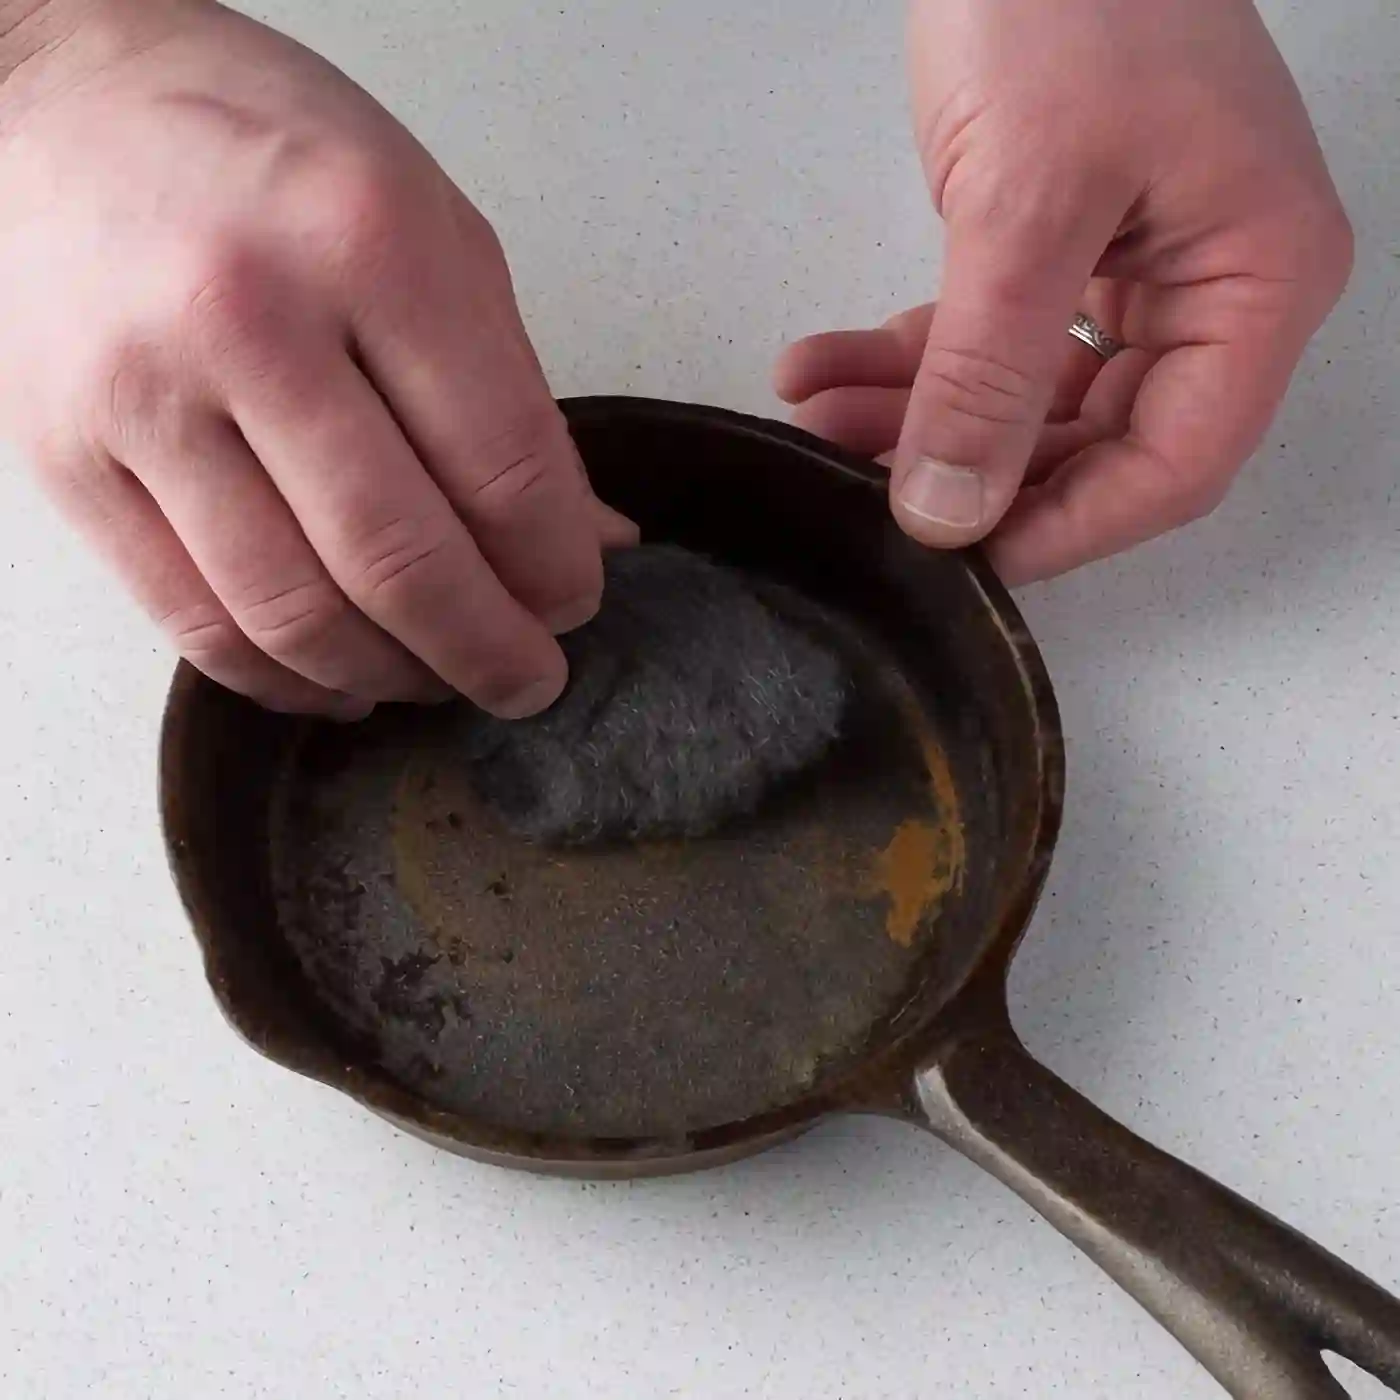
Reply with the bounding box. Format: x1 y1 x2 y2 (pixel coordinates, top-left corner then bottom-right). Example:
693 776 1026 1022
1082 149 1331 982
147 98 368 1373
269 596 976 1141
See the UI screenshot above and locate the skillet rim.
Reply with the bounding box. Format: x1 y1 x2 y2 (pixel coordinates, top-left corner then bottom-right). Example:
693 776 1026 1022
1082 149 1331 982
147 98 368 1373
158 395 1067 1172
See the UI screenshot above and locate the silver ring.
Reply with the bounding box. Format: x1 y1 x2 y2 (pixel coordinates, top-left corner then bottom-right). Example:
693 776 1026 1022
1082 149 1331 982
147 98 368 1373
1069 312 1122 361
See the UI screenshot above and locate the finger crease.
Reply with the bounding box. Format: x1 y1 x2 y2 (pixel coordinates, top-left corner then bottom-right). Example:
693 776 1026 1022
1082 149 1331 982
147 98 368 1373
164 615 233 649
245 599 332 639
473 449 550 501
358 540 443 591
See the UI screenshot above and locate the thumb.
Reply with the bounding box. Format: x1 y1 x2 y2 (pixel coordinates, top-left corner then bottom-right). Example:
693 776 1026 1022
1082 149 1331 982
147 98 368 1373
892 193 1121 547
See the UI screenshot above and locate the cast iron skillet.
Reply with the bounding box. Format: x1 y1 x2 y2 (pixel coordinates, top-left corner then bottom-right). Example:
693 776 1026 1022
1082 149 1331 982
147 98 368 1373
161 396 1400 1398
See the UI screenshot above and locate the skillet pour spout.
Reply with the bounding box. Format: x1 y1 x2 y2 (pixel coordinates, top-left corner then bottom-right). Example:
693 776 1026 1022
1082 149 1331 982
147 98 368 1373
161 396 1400 1399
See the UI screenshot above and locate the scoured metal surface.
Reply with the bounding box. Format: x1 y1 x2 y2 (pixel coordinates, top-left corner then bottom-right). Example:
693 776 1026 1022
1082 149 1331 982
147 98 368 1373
270 612 964 1140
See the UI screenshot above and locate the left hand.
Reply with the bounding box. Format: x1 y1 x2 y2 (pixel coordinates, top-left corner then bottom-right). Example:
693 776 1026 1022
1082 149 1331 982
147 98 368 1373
775 0 1353 585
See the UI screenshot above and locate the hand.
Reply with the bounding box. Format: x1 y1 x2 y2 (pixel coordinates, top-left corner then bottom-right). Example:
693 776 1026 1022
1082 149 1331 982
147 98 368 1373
776 0 1352 585
0 0 634 718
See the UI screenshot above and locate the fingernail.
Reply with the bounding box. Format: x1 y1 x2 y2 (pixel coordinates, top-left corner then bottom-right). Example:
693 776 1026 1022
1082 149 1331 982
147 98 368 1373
545 593 601 635
491 673 565 720
897 458 985 530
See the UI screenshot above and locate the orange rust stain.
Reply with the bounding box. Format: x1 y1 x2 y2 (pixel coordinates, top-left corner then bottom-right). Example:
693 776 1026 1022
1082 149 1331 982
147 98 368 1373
871 819 944 946
865 689 967 946
914 720 966 890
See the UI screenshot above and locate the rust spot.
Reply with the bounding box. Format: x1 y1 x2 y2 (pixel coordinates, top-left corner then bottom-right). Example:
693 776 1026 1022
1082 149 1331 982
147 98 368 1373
864 690 966 946
870 820 944 947
913 710 967 900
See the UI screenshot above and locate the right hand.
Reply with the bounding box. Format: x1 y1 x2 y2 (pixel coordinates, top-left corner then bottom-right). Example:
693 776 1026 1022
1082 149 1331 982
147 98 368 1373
777 0 1352 586
0 0 633 719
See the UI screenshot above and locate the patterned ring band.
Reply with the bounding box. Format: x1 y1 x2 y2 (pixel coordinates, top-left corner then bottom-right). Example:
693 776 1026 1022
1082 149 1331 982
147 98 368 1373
1069 311 1123 361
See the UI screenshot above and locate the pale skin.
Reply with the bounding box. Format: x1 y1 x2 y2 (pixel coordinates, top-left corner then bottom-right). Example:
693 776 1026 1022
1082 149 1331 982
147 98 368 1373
781 0 1354 585
0 0 1353 715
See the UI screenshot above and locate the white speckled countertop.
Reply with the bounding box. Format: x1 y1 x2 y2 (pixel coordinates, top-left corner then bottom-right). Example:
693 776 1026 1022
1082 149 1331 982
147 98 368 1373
2 2 1397 1396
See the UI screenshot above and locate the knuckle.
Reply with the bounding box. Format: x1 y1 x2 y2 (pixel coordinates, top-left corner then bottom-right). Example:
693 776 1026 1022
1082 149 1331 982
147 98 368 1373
234 577 355 661
312 154 402 276
452 197 508 262
1304 201 1356 300
938 122 1124 250
461 410 576 514
1263 187 1356 308
1126 438 1232 534
161 605 249 669
32 439 120 503
171 241 277 355
918 345 1041 428
85 340 220 465
86 338 175 447
342 515 451 602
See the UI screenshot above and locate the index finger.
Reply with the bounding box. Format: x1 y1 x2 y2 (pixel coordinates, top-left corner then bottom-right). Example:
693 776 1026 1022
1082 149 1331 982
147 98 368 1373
349 199 614 635
229 345 568 718
986 333 1303 586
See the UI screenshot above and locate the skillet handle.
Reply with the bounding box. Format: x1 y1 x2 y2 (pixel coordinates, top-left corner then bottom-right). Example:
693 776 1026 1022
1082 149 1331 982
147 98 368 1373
911 991 1400 1398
